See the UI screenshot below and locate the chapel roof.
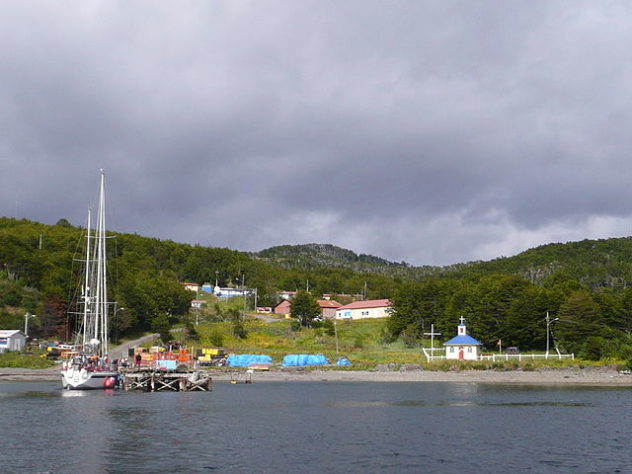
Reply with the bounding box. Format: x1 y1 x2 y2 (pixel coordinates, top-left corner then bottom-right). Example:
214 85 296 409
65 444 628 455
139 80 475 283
443 334 483 346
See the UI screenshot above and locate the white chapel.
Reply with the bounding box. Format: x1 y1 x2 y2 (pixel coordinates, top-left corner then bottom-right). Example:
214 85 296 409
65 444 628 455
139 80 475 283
443 317 483 361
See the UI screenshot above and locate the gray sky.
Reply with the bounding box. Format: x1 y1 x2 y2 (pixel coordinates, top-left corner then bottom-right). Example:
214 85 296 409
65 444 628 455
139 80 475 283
2 1 632 266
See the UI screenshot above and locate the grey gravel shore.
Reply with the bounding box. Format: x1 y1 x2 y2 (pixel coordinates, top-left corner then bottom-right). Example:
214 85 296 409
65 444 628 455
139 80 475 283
1 365 630 386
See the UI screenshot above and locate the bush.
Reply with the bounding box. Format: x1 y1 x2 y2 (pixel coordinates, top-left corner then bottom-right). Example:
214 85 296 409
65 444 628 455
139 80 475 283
209 329 224 347
322 319 335 337
580 337 607 361
232 320 248 339
399 327 418 348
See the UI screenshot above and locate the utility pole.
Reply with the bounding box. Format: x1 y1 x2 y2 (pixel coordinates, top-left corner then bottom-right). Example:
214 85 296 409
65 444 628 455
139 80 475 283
334 318 339 354
545 311 559 359
24 313 34 337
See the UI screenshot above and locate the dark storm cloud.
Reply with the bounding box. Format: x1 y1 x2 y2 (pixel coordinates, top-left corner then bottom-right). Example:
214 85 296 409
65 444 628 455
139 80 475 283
1 1 632 265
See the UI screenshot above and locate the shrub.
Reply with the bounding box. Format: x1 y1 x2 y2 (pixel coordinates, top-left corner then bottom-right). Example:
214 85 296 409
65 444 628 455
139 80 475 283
399 327 418 348
322 319 335 337
232 320 247 339
209 329 224 347
580 337 607 361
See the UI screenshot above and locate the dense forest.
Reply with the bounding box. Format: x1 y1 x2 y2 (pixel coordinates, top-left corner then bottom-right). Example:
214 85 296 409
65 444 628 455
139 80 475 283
1 218 631 360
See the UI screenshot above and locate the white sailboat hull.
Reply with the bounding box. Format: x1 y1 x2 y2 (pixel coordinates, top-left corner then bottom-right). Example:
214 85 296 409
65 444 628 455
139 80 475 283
61 367 118 390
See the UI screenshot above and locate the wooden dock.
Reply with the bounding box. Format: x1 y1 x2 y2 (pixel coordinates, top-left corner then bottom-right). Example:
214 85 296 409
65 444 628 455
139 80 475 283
120 369 212 392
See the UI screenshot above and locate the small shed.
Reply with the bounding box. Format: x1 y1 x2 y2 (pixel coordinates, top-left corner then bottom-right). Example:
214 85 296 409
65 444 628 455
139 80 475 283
273 300 292 315
318 300 342 318
443 317 482 361
191 299 205 309
0 330 26 353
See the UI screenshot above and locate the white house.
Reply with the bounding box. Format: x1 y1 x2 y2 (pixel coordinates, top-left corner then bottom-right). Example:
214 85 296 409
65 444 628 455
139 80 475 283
278 290 297 300
191 300 205 309
443 317 483 361
0 330 26 353
213 286 251 298
335 299 391 320
182 282 200 293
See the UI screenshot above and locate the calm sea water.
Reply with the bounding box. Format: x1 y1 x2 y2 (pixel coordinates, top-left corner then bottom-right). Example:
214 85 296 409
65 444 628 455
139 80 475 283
0 380 630 473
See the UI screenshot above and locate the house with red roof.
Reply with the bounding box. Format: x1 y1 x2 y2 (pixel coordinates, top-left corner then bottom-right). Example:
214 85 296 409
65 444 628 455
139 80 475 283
273 299 292 315
181 282 200 293
278 290 298 300
335 299 391 320
318 300 342 318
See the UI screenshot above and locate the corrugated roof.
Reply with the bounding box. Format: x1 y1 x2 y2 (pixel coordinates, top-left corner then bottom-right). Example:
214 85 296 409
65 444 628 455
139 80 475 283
0 330 24 337
318 300 342 308
443 334 482 345
337 299 391 310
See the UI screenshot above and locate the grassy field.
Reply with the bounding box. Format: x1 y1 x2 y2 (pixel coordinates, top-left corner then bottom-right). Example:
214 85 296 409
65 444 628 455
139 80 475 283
0 351 56 369
191 317 416 369
185 316 614 370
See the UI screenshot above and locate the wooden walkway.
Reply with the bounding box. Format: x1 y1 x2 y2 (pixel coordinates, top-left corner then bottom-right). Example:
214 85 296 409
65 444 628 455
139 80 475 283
120 369 212 392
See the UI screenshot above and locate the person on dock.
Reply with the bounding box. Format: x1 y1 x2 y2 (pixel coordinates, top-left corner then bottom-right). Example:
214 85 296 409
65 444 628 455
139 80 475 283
135 353 142 368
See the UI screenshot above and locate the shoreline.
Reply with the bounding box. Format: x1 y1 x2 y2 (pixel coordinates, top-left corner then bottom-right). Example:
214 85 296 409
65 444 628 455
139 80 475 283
1 366 630 386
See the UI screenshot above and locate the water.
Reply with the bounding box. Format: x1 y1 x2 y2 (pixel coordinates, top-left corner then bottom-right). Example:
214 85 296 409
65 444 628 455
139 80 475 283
0 381 630 473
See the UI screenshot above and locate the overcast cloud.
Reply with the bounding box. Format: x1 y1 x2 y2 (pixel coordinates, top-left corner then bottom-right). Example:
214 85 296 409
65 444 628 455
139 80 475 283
2 1 632 266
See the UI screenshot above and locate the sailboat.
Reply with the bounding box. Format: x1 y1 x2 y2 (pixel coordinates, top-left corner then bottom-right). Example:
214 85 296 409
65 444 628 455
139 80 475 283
61 170 119 390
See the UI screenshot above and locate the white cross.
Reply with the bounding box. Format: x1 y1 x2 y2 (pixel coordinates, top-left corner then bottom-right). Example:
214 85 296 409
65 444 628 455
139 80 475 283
459 316 466 325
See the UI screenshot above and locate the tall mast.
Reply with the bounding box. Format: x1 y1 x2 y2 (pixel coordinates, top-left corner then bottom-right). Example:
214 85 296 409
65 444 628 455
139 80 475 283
96 170 108 356
82 209 92 349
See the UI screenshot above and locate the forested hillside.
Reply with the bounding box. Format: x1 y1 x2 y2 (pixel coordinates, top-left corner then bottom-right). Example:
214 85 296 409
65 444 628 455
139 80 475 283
1 217 631 361
254 241 632 360
253 243 462 278
0 218 398 340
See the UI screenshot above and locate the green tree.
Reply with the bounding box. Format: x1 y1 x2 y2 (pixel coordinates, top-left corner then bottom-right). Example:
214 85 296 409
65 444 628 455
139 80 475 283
55 218 72 227
387 280 451 340
557 291 603 353
151 313 172 344
290 290 321 327
227 307 247 339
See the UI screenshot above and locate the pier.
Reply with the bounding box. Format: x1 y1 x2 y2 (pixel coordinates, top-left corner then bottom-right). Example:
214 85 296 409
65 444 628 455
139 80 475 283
120 369 212 392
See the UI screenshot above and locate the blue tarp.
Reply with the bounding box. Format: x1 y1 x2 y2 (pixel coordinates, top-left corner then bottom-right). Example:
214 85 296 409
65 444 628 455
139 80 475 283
336 357 352 366
282 354 329 367
156 360 178 370
227 354 273 367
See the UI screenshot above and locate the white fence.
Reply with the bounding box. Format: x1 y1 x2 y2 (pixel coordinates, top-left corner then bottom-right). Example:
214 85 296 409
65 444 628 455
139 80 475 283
479 353 574 362
422 347 574 362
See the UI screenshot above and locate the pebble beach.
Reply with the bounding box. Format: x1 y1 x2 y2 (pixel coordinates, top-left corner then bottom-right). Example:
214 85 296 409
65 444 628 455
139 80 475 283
1 365 630 386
